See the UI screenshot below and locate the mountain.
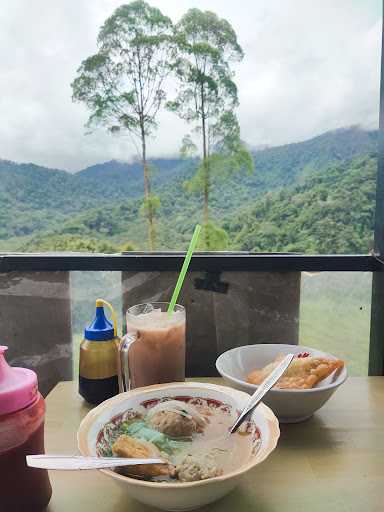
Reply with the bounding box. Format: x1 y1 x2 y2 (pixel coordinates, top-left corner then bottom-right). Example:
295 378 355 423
252 125 378 187
75 157 195 200
17 152 379 254
0 157 194 241
224 154 377 254
0 126 378 251
0 159 77 212
72 126 379 207
0 160 73 239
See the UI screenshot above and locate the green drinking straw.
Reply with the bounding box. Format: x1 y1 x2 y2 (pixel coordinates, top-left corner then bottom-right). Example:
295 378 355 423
167 224 202 315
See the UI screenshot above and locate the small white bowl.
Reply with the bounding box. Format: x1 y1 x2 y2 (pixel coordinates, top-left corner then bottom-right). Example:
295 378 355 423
216 344 347 423
77 382 279 511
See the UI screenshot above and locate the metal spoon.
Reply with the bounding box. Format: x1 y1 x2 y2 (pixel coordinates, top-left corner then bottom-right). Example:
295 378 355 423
26 455 167 471
229 353 295 433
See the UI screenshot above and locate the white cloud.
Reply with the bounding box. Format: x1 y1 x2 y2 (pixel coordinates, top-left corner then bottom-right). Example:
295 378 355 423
0 0 381 171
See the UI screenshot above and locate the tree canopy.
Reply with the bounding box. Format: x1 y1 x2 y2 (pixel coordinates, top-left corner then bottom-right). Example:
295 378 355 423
71 0 175 249
168 8 253 248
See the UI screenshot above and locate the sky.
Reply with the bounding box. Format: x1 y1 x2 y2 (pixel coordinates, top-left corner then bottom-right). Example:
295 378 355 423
0 0 381 172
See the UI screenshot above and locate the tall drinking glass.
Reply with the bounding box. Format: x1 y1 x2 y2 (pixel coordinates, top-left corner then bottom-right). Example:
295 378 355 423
118 302 186 390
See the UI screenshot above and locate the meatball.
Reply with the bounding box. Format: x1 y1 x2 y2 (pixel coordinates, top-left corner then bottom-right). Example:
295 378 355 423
176 454 222 482
148 410 196 438
112 434 174 478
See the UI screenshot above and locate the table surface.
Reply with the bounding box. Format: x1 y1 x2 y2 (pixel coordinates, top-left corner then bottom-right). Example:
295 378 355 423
45 378 384 512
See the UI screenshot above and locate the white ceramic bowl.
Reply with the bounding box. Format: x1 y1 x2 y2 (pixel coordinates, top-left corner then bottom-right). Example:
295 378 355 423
77 382 279 511
216 344 347 423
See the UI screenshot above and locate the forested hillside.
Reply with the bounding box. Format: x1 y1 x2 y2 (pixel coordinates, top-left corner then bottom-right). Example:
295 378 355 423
225 154 377 254
0 127 378 253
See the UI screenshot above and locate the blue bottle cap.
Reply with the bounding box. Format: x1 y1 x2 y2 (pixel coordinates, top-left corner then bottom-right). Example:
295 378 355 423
84 305 114 341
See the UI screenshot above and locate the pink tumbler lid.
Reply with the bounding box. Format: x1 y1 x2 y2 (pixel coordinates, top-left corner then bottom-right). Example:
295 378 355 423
0 346 38 415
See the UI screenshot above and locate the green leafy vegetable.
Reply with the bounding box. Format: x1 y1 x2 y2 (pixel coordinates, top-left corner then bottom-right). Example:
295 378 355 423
121 420 190 454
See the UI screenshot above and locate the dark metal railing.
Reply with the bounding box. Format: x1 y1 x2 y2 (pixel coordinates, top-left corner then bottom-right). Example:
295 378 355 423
0 252 381 272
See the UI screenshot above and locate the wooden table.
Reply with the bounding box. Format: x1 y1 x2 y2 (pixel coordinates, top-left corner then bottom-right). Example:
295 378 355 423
45 378 384 512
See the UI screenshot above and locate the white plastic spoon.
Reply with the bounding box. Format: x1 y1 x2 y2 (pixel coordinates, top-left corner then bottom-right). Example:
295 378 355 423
26 455 167 471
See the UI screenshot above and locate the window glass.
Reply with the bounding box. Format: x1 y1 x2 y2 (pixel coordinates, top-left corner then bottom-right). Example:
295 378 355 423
300 272 371 375
0 269 368 395
71 271 122 375
0 1 380 253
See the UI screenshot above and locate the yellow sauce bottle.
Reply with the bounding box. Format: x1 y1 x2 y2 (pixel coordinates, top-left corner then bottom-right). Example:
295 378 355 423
79 299 120 404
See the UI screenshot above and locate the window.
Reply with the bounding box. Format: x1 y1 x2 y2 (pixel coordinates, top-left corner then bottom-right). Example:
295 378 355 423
0 2 382 388
0 1 380 253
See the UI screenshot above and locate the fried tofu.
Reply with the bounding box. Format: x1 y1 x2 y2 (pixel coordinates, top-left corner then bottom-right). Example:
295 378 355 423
112 434 174 478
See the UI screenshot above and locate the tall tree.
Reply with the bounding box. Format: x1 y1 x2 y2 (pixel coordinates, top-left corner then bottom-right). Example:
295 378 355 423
168 8 253 249
71 1 174 250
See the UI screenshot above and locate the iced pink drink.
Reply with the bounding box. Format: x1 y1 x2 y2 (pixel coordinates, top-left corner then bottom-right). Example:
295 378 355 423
125 304 186 389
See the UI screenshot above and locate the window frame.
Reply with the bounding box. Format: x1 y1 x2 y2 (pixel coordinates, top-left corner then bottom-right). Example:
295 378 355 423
0 253 380 272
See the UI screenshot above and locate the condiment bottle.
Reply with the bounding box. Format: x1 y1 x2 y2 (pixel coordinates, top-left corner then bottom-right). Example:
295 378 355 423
0 346 52 512
79 298 121 404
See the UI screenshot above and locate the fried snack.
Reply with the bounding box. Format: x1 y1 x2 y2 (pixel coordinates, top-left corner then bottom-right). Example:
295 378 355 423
246 355 344 389
112 434 174 478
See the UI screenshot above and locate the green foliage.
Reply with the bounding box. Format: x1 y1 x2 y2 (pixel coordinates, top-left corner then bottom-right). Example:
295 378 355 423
72 1 174 138
196 222 229 251
139 194 161 217
19 234 118 253
208 111 254 178
120 241 136 251
169 8 252 250
180 135 198 159
224 154 377 254
72 0 175 250
169 8 243 125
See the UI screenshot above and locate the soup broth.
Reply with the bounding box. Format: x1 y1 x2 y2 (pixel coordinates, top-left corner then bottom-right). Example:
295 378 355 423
97 396 261 483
